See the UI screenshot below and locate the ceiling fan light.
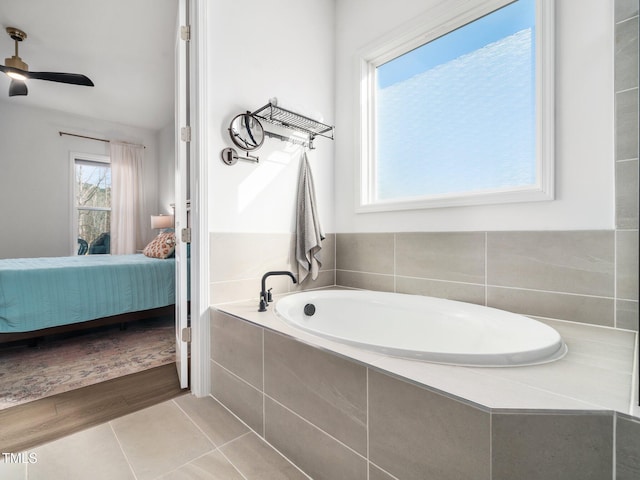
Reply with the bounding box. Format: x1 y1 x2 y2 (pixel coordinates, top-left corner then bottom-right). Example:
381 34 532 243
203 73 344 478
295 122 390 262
6 71 26 81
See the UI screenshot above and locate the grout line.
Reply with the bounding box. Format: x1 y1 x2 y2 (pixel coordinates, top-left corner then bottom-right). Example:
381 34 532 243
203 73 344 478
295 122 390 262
615 13 639 25
262 329 266 438
209 395 312 479
211 432 253 480
612 412 617 480
108 422 139 480
171 398 219 449
337 269 620 301
264 392 369 462
212 360 263 395
614 85 639 95
393 233 397 293
485 231 488 306
614 229 618 328
366 367 370 480
489 410 493 480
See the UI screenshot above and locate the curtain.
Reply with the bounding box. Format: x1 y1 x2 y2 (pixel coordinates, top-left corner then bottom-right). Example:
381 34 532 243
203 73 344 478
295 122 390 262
110 142 146 255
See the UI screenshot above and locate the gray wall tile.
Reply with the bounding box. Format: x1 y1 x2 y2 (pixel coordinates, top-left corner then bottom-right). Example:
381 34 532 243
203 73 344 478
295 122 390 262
616 160 639 229
295 269 335 291
616 230 639 300
211 309 263 389
320 233 336 271
369 464 397 480
368 369 490 480
487 231 615 297
615 16 639 92
336 270 394 292
487 286 615 327
616 89 639 161
336 233 394 274
395 276 485 305
264 331 368 455
396 232 485 283
616 299 639 330
264 397 367 480
616 415 640 480
492 412 613 480
616 0 639 23
210 361 264 436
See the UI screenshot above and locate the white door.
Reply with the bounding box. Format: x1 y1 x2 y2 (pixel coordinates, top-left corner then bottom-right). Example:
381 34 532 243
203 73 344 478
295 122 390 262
174 0 190 389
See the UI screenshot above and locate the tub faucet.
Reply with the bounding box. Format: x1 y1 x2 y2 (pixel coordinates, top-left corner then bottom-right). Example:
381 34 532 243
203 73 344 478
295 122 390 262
259 271 297 312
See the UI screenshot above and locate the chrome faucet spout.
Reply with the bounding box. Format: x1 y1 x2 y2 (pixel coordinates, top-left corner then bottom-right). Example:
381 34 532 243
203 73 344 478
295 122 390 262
259 271 297 312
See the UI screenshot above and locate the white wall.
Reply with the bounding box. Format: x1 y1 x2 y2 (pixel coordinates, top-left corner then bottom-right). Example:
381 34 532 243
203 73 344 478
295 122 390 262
206 0 335 234
0 100 164 259
157 121 176 216
334 0 615 232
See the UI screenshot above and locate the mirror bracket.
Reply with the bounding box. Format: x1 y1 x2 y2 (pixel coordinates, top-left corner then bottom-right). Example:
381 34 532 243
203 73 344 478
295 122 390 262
220 147 259 166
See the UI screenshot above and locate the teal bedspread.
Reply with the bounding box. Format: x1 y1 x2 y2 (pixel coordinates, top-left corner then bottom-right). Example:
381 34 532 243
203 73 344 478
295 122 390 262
0 254 175 334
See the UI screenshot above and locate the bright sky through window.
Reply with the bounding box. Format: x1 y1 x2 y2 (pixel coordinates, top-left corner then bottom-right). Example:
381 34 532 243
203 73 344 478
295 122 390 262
374 0 536 201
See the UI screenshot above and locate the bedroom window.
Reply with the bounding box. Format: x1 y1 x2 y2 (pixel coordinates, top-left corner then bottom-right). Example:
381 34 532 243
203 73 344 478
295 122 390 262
358 0 554 211
73 154 111 254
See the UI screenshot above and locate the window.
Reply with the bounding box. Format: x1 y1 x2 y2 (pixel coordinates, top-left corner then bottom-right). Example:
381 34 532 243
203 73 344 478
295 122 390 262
358 0 553 211
73 154 111 254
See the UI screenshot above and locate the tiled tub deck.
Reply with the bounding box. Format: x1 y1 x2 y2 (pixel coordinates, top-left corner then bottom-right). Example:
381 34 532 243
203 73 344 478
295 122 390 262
211 291 640 480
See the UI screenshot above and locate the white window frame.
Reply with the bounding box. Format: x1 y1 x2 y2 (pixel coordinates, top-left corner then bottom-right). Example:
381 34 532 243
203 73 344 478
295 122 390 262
70 152 111 254
357 0 554 212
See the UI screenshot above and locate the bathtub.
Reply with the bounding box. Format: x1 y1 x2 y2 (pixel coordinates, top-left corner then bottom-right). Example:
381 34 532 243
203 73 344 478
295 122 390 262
274 290 567 367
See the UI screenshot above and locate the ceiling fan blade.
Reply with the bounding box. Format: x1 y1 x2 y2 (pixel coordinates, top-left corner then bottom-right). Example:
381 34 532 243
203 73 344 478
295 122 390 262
25 71 94 87
0 65 93 87
8 79 27 97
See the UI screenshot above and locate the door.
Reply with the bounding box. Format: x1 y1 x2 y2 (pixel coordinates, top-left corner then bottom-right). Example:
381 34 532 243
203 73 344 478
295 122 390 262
174 0 190 389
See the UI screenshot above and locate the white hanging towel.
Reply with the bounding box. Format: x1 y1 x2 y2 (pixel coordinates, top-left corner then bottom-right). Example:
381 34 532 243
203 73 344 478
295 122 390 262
295 151 324 282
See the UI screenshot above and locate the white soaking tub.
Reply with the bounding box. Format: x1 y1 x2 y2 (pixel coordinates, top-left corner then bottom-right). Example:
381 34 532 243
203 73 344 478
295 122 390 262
274 290 567 367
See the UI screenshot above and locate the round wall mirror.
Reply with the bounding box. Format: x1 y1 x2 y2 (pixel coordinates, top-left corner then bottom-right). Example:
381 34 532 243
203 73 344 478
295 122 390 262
228 113 265 151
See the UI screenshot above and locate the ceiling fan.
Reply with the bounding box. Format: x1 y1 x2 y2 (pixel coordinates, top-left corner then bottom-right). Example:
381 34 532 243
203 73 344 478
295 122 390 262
0 27 94 97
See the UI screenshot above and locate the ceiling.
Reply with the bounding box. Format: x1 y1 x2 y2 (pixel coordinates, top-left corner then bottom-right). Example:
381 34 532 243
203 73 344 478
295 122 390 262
0 0 177 131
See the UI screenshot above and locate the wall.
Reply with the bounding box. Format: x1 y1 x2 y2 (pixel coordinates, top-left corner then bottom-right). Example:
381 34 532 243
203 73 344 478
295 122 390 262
330 0 639 333
0 100 163 258
335 230 637 329
335 0 615 232
206 0 336 303
157 121 176 216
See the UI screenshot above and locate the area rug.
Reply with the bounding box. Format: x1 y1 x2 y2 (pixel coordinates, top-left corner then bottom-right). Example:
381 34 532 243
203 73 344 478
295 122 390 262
0 317 176 410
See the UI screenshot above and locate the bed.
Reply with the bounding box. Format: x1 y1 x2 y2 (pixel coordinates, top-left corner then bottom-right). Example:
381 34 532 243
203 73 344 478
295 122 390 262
0 254 175 343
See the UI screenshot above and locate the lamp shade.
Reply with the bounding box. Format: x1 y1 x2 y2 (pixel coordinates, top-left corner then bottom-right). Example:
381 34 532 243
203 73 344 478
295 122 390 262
150 214 174 230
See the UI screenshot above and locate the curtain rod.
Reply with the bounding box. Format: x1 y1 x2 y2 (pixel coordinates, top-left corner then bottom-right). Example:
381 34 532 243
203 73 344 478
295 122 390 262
58 131 146 149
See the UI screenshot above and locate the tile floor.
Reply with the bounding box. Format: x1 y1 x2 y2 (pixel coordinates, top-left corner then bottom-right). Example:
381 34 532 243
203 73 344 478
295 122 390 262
0 394 310 480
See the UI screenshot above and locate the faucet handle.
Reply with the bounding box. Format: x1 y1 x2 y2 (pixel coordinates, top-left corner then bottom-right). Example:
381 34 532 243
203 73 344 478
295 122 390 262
258 296 267 312
267 288 273 303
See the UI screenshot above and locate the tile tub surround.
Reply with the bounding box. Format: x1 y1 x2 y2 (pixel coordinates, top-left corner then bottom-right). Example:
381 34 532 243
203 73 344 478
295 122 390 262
210 232 336 305
336 230 638 331
211 299 640 480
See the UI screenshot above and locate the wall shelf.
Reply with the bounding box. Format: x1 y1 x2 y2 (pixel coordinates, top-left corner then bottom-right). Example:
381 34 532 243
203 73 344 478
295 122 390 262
252 101 334 149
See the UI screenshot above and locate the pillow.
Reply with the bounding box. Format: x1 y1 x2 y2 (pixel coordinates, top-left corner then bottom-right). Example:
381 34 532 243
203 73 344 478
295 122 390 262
143 232 176 259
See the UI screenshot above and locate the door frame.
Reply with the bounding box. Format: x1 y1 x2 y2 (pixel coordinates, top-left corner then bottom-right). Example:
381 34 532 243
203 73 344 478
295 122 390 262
185 0 210 397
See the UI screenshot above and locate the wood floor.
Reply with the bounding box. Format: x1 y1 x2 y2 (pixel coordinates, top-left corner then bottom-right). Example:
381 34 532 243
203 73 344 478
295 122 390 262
0 363 186 453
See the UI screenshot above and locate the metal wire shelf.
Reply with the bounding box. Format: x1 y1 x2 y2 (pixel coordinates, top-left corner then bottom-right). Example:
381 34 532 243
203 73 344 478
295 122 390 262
252 102 334 149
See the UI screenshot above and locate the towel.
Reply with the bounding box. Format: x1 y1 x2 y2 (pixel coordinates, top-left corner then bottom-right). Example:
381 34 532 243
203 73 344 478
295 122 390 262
295 151 324 283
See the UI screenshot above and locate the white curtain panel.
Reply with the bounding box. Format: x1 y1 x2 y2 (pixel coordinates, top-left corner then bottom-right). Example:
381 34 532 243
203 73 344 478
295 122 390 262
110 142 146 255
